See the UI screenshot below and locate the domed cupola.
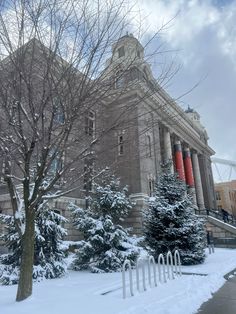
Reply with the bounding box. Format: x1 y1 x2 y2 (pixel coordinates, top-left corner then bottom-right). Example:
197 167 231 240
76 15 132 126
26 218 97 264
112 33 144 62
105 33 155 87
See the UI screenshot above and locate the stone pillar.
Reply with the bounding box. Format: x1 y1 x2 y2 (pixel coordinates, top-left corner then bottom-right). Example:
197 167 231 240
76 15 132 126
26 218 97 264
183 147 197 205
174 140 186 181
127 193 148 235
183 147 195 187
163 127 174 173
192 152 205 210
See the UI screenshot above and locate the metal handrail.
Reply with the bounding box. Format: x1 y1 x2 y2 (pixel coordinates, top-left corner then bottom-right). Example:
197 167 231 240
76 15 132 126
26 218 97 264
205 208 236 227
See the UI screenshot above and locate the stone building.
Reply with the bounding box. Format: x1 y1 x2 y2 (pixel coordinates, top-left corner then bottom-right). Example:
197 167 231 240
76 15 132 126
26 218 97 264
0 34 216 243
98 34 216 213
215 180 236 216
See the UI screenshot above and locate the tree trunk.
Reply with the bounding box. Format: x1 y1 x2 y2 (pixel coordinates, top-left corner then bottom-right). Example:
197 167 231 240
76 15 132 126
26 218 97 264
16 208 35 302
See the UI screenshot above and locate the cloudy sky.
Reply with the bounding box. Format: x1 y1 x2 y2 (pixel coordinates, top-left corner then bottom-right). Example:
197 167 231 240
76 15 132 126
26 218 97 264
133 0 236 181
2 0 235 181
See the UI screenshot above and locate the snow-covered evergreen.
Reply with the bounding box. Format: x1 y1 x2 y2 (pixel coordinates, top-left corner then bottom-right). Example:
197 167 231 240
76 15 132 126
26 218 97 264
144 162 206 265
70 176 139 273
0 203 67 285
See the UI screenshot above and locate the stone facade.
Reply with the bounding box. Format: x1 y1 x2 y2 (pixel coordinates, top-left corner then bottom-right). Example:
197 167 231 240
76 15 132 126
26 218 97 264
0 34 216 243
205 216 236 248
215 180 236 215
98 34 216 211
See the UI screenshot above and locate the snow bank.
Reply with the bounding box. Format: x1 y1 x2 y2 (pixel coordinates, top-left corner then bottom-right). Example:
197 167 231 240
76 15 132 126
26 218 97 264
0 248 236 314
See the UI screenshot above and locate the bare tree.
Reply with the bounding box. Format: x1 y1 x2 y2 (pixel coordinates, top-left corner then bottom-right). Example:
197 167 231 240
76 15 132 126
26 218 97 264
0 0 180 302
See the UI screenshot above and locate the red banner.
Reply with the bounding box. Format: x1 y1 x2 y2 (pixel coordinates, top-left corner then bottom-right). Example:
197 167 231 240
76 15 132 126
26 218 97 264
183 149 195 187
174 142 186 181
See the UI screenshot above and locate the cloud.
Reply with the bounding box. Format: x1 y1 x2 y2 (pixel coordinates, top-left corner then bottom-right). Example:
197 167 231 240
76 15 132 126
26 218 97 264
132 0 236 180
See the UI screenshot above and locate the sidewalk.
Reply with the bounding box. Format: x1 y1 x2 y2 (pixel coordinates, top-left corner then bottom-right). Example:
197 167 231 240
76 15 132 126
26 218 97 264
197 276 236 313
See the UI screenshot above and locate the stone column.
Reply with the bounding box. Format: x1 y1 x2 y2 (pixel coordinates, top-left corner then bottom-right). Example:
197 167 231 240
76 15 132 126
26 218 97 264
192 152 205 210
174 140 186 181
128 193 148 235
163 127 174 173
183 147 195 187
183 147 197 205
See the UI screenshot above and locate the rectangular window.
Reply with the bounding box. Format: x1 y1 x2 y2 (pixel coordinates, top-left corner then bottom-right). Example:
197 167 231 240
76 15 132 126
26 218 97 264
118 46 125 58
85 111 95 137
53 98 65 124
118 135 124 155
1 159 5 182
146 134 152 157
83 159 93 192
49 149 63 176
148 178 155 196
216 191 221 201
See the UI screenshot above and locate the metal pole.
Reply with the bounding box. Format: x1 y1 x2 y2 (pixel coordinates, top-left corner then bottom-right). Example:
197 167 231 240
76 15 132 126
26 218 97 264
157 254 166 283
167 251 174 280
122 260 134 299
148 256 157 287
174 250 182 276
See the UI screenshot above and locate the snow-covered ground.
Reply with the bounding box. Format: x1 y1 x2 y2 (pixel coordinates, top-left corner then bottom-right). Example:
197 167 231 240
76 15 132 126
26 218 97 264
1 248 236 314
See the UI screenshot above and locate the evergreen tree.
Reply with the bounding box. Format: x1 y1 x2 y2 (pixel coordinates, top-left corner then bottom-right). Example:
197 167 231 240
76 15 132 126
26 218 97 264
70 175 140 273
0 203 67 285
144 163 206 265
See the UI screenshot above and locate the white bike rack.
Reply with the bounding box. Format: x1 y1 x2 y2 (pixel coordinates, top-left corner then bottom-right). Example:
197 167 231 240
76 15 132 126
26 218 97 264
136 257 146 292
166 251 175 280
174 250 182 276
122 260 134 299
208 244 215 254
122 250 182 298
147 255 157 287
157 253 167 283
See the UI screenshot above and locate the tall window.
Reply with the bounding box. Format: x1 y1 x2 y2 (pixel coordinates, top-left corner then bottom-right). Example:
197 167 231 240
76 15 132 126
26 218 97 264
216 191 221 201
50 156 61 174
49 149 63 176
83 159 93 192
118 135 124 155
53 98 65 124
148 175 155 196
85 110 95 137
0 159 5 182
146 134 152 157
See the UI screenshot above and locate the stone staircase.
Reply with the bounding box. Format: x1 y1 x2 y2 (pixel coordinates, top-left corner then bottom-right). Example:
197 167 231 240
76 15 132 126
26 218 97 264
204 212 236 248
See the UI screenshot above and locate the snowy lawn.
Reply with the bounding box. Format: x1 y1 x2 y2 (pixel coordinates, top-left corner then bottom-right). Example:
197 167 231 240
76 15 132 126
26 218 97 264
1 248 236 314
